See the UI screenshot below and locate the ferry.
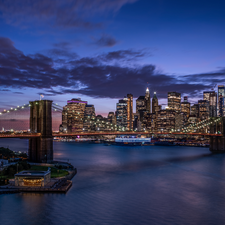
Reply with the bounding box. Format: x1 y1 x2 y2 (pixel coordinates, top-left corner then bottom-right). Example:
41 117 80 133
115 136 151 146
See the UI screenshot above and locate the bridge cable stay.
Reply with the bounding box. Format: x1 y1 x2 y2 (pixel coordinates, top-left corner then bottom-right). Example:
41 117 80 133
171 117 222 134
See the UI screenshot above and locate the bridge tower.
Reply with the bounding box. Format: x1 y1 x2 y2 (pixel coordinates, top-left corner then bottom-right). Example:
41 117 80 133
209 117 225 152
29 100 53 162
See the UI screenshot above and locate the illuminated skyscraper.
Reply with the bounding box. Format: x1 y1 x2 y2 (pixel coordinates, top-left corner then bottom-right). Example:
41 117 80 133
152 92 159 114
198 100 209 120
168 92 181 112
181 96 190 117
203 91 217 117
145 87 151 113
218 85 225 117
127 94 133 130
116 98 128 131
61 98 87 133
83 105 96 132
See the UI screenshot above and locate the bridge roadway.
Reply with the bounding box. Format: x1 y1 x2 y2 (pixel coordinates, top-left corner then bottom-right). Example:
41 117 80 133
0 132 222 138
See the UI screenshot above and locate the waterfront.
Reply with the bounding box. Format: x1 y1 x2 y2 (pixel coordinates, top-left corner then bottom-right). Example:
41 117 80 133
1 139 225 225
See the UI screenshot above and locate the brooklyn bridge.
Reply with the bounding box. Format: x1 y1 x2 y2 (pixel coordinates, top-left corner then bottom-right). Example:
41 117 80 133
0 100 225 163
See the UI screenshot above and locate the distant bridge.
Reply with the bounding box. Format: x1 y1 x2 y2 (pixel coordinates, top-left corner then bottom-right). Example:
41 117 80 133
0 131 222 138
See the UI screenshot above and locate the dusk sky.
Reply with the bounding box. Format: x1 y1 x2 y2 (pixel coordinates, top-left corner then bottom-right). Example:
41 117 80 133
0 0 225 116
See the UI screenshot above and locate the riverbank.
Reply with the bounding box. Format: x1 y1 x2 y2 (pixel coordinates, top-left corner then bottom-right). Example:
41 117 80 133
0 168 77 194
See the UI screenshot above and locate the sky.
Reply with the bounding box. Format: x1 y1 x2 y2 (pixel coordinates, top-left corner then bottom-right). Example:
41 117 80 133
0 0 225 118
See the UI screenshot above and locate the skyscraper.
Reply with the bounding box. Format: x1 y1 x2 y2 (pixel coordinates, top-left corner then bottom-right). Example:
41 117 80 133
198 100 209 120
168 92 181 112
61 98 87 133
127 94 133 131
152 92 159 114
218 85 225 117
203 91 217 117
181 96 190 116
116 98 128 131
145 87 151 113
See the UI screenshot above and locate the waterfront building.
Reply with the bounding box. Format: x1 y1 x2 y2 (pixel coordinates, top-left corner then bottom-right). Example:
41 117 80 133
198 100 209 120
127 94 133 131
218 85 225 117
168 92 181 112
116 98 128 131
15 170 51 187
61 98 87 133
203 91 217 117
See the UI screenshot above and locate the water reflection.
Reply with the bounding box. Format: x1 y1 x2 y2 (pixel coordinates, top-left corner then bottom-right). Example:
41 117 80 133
1 140 225 225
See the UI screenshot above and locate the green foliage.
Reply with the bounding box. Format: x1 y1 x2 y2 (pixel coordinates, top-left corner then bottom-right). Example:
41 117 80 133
30 165 69 178
0 147 28 160
0 161 31 180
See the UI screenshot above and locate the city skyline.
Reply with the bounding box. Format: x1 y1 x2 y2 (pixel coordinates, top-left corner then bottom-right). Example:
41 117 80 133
0 0 225 116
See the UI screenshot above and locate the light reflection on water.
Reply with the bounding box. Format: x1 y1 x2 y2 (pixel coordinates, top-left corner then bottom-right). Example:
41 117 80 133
1 139 225 225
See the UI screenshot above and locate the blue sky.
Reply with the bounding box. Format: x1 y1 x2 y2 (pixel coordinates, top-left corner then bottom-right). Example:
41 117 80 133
0 0 225 116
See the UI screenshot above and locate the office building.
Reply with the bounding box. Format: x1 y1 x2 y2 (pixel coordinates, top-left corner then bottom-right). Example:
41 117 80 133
145 87 151 113
83 105 96 132
168 92 181 112
116 98 128 131
203 91 217 117
190 104 199 117
181 96 190 117
61 98 87 133
218 85 225 117
156 109 176 132
127 94 133 131
152 92 159 114
198 100 209 120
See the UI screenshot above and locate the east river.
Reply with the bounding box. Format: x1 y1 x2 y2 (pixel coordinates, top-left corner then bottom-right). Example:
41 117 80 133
1 139 225 225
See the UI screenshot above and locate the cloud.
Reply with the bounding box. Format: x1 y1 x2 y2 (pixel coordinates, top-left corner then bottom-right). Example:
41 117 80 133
0 0 138 29
93 34 118 47
0 36 223 100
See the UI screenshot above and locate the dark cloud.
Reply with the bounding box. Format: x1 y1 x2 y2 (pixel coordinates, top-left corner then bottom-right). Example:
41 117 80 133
99 49 150 62
0 0 138 29
0 36 223 100
94 34 118 47
13 92 23 94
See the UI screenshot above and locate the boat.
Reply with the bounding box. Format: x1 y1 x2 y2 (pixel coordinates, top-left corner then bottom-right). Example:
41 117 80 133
115 136 151 146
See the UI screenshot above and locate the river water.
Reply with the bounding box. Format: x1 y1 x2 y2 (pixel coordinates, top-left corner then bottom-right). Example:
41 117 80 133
1 139 225 225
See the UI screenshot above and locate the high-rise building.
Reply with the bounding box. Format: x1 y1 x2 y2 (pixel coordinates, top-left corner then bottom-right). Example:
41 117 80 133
190 104 199 117
156 109 176 132
168 92 181 112
181 96 190 116
83 105 95 132
203 91 217 117
61 98 87 133
145 88 151 113
116 98 128 131
198 100 209 120
127 94 133 131
218 85 225 117
152 92 159 114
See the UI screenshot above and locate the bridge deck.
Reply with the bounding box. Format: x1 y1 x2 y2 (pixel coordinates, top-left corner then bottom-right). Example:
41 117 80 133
0 132 222 138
